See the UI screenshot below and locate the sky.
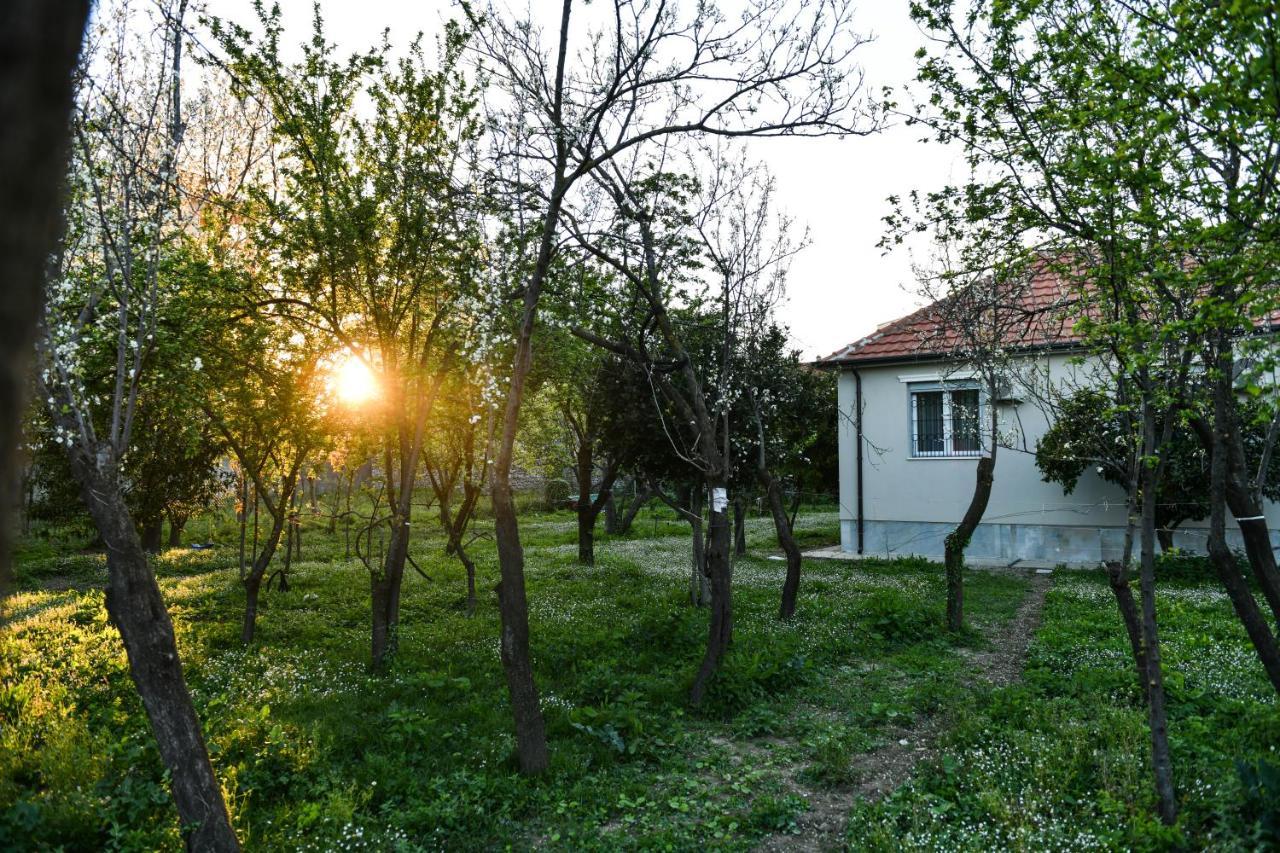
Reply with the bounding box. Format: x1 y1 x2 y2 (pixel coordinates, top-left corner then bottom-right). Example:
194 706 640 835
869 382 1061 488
208 1 961 359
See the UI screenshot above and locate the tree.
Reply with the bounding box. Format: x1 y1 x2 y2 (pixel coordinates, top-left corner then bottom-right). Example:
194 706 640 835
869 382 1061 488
910 252 1041 631
212 9 484 668
903 0 1209 821
35 2 239 846
467 0 876 768
198 303 327 645
692 149 808 619
0 0 90 590
524 312 643 566
423 357 498 614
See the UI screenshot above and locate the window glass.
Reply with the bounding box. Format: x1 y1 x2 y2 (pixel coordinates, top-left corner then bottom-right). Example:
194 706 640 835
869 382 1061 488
951 388 980 452
914 390 945 455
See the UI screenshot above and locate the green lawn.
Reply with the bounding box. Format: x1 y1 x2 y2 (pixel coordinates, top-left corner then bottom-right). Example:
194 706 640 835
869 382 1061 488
2 507 1277 850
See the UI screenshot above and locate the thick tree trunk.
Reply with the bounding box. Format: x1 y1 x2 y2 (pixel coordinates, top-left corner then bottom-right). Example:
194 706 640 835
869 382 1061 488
493 479 549 773
0 0 91 593
371 521 409 668
1156 527 1174 554
733 495 747 557
70 457 239 850
1139 405 1178 826
167 514 186 548
690 479 732 706
944 454 995 632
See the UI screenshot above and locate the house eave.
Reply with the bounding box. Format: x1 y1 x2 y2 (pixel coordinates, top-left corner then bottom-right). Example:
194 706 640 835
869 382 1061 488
813 340 1088 370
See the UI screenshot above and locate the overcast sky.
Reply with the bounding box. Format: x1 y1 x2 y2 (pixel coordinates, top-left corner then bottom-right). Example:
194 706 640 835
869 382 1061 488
209 1 961 359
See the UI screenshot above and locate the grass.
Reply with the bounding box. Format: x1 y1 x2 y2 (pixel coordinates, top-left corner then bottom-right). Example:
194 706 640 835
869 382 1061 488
2 502 1278 850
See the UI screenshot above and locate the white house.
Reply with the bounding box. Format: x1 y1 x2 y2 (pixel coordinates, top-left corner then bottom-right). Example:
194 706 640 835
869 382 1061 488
816 267 1280 565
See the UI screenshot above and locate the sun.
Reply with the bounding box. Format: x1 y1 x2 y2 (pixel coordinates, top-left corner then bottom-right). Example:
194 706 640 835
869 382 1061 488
331 353 378 405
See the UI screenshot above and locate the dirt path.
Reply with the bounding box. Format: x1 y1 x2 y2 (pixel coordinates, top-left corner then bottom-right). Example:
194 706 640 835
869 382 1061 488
754 569 1054 852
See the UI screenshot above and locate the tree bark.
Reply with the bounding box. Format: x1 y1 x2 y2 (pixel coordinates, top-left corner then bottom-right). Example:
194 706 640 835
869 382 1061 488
167 513 186 548
1106 559 1149 704
1139 401 1178 826
689 478 732 706
761 470 802 620
69 455 239 851
684 484 709 608
612 484 654 535
371 521 409 667
944 454 995 632
749 389 802 619
241 508 286 645
1191 405 1280 626
575 425 595 565
603 491 618 534
0 0 91 593
1206 349 1280 695
140 517 164 554
733 495 747 557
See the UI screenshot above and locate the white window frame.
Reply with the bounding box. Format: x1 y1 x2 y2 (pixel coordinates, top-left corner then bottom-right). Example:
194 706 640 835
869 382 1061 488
909 381 983 459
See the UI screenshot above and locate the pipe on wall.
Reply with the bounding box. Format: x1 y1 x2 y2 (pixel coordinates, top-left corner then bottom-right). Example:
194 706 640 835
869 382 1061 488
854 368 864 554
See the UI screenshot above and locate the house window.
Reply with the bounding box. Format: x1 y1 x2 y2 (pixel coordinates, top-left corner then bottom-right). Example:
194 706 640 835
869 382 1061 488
910 383 982 457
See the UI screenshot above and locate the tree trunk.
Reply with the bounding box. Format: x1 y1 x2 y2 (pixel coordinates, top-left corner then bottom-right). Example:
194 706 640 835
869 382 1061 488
237 475 248 577
241 575 262 645
1192 400 1280 626
733 495 747 557
141 517 164 553
371 521 410 668
167 514 186 548
944 454 995 632
1106 559 1149 704
1206 350 1280 695
241 509 286 645
690 479 732 706
575 431 595 565
0 0 91 594
613 484 654 535
493 478 549 773
1156 526 1174 554
483 0 572 773
458 544 478 615
1139 403 1178 826
761 470 802 620
603 491 618 534
69 457 239 850
686 484 709 608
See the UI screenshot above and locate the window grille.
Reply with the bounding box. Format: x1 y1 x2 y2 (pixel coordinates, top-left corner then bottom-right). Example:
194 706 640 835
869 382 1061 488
910 383 983 458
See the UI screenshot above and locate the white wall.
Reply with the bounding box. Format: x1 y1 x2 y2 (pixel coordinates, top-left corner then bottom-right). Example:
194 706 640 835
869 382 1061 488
835 351 1280 556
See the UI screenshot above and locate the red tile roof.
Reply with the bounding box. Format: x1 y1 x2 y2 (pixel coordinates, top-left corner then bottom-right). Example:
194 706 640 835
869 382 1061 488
817 263 1081 366
814 258 1274 366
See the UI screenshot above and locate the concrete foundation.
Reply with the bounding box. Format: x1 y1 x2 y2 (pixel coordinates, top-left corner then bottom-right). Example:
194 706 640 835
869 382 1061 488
839 518 1280 565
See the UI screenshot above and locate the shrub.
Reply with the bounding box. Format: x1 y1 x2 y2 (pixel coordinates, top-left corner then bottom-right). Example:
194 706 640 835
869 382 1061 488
543 479 571 511
862 589 940 645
